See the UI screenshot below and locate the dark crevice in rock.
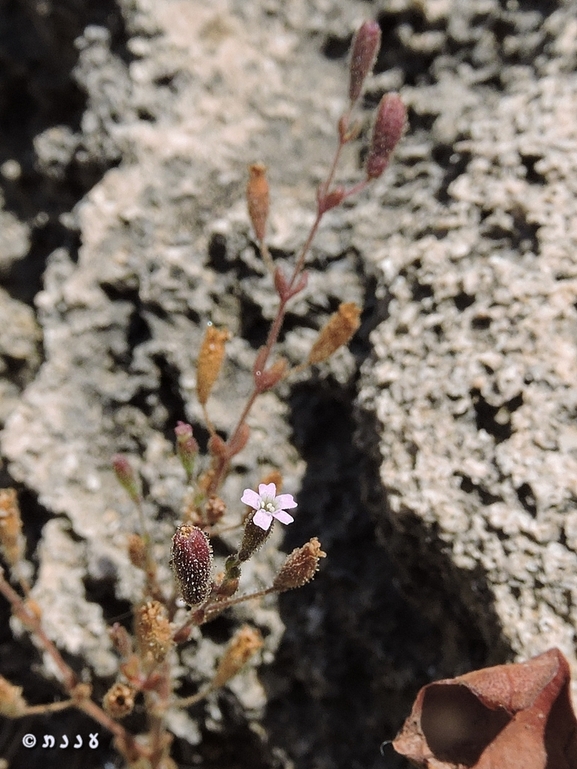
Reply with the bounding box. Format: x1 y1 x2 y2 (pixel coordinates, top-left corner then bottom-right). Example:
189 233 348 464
0 0 129 306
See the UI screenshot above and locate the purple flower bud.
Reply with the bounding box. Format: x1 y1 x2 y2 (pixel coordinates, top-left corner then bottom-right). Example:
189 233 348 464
171 525 213 606
349 21 381 104
175 422 199 481
366 93 407 179
112 454 141 505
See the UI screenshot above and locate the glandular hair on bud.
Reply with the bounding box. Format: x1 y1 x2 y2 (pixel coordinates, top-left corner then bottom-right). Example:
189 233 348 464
237 514 273 562
171 525 213 606
135 601 174 662
272 537 326 592
307 303 361 365
196 325 230 406
366 93 407 179
103 682 136 719
349 20 382 104
211 625 263 689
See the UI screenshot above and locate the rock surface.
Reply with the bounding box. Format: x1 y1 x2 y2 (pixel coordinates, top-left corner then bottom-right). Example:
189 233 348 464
0 0 576 768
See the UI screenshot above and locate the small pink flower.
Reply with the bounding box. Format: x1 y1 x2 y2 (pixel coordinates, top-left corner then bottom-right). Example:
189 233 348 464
241 483 297 531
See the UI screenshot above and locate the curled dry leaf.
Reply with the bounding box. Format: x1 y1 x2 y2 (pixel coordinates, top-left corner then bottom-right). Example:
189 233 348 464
393 648 577 768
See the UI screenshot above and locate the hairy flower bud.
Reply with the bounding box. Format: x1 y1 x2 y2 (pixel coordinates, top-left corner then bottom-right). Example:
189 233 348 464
272 537 326 592
103 682 136 719
366 93 407 179
175 422 199 481
307 302 361 365
171 525 213 606
0 675 27 717
196 325 230 406
112 454 141 505
211 625 263 689
236 514 273 562
247 162 270 243
349 20 382 104
0 488 24 567
136 601 174 662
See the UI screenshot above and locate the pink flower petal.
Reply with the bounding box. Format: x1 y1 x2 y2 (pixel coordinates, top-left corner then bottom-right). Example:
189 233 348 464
253 509 273 531
275 493 297 510
272 510 294 525
258 482 277 498
241 489 261 509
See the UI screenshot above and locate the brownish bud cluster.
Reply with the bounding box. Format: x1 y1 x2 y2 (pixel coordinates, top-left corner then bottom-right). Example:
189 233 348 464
205 495 226 526
307 302 361 365
0 488 24 567
366 93 407 180
246 162 270 243
196 325 230 406
349 20 381 104
135 601 174 663
272 537 326 592
103 682 136 719
211 625 263 689
171 525 213 606
0 675 27 717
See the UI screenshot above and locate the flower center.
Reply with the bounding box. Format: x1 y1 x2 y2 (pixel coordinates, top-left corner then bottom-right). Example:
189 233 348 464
263 501 276 513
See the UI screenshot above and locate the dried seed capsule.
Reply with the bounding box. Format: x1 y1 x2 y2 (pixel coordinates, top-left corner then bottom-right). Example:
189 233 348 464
171 525 213 606
0 488 24 567
0 675 27 717
103 682 136 719
212 625 263 689
349 20 382 104
272 537 326 592
127 533 147 570
196 325 230 406
247 162 269 243
135 600 174 662
366 93 407 179
307 302 361 364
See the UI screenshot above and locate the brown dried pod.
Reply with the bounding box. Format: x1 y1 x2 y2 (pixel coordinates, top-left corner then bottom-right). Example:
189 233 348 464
171 525 213 606
366 93 407 179
211 625 263 689
103 682 136 719
307 302 361 365
0 675 27 717
196 325 230 406
349 20 381 104
135 601 174 663
247 162 269 243
0 488 24 567
127 533 147 570
272 537 326 592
